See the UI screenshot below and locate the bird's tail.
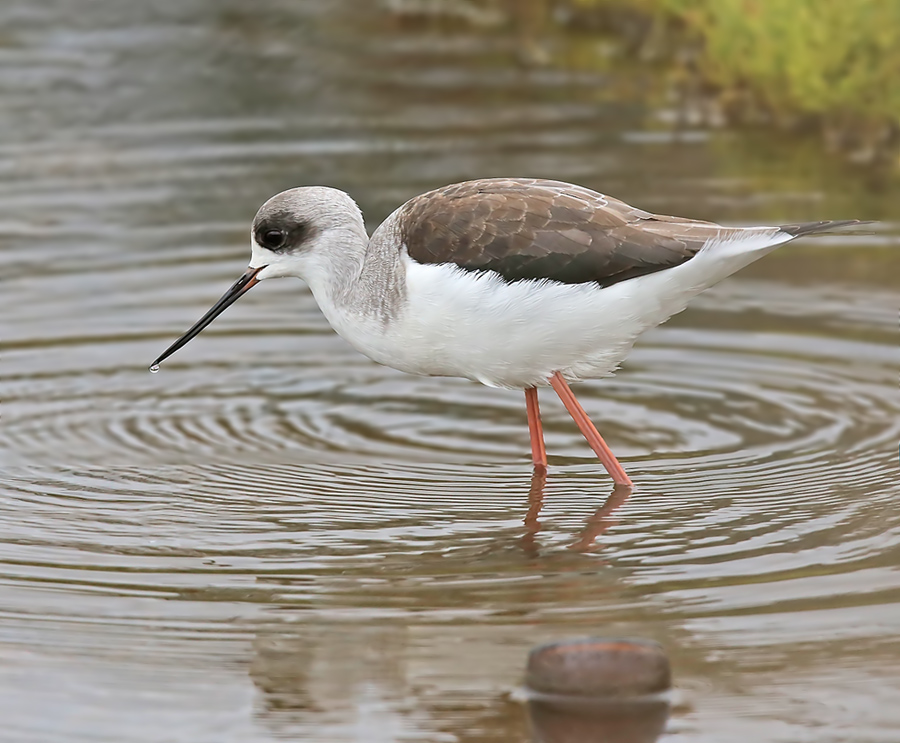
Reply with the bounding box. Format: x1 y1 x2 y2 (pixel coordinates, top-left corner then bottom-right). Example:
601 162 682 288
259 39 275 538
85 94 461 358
779 220 872 237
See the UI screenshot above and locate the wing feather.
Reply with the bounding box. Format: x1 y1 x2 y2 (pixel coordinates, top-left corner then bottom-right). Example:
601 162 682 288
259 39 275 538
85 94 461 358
397 178 736 286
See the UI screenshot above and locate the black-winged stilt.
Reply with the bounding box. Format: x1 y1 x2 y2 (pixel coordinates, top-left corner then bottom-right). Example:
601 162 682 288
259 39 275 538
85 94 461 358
151 178 862 486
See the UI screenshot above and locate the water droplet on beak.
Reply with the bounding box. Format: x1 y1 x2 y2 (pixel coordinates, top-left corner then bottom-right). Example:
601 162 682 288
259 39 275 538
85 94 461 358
149 364 160 374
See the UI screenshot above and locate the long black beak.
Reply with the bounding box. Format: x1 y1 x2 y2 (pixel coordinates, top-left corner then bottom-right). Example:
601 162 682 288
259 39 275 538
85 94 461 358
150 265 265 371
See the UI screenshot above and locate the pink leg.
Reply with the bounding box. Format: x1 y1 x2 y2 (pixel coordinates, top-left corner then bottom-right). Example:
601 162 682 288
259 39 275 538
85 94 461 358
548 372 633 487
524 387 548 471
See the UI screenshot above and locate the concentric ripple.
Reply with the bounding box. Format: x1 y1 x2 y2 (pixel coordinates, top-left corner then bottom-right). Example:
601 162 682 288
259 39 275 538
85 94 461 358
1 0 899 741
3 264 896 489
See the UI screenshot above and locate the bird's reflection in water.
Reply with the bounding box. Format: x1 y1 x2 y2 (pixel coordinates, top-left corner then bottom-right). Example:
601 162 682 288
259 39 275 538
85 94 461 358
527 696 669 743
521 469 633 556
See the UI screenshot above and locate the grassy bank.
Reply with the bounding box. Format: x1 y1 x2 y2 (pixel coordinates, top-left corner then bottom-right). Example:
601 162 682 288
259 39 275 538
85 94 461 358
571 0 900 164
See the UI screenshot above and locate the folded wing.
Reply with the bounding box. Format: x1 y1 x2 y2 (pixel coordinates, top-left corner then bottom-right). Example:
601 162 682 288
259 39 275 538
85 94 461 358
398 178 744 287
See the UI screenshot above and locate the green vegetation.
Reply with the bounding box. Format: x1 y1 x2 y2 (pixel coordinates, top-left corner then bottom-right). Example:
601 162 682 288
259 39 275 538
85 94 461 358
663 0 899 124
572 0 900 162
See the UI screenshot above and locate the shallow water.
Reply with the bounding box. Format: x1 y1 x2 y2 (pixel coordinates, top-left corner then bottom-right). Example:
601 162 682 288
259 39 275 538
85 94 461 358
1 1 898 741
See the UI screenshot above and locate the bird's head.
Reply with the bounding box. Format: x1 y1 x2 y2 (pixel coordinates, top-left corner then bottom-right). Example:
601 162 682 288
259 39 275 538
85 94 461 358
149 186 366 371
249 186 367 280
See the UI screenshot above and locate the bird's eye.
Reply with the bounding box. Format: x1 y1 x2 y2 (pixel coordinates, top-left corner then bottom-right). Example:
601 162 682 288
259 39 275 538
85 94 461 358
260 228 286 250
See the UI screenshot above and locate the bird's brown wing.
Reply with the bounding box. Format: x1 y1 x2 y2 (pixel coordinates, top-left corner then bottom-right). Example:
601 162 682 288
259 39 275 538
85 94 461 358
397 178 734 286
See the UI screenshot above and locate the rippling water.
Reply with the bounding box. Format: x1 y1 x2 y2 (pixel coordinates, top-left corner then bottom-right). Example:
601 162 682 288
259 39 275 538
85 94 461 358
2 1 898 741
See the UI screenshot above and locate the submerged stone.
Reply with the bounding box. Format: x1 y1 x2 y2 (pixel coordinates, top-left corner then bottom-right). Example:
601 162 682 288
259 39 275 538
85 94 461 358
526 637 671 697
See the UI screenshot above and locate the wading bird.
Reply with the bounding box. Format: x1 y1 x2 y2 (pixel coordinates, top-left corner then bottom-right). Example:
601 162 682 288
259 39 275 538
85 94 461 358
152 178 861 486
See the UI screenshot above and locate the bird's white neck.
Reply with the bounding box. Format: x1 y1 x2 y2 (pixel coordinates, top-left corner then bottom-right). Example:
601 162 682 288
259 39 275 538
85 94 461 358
300 218 406 334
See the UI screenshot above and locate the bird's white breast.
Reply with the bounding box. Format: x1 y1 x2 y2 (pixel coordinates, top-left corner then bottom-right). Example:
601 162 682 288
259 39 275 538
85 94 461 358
319 229 790 390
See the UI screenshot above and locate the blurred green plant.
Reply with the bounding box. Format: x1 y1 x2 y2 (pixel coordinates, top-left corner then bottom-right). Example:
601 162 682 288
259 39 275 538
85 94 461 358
571 0 900 161
664 0 899 116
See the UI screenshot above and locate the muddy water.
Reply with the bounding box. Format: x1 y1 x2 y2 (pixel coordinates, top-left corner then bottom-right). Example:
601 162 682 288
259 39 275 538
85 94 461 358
1 1 898 741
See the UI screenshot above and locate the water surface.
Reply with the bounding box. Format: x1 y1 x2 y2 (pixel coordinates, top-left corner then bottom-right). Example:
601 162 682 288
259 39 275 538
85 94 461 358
1 2 898 741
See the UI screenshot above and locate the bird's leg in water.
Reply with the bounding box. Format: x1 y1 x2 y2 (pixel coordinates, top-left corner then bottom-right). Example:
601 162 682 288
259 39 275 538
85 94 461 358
549 372 633 487
524 386 547 471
